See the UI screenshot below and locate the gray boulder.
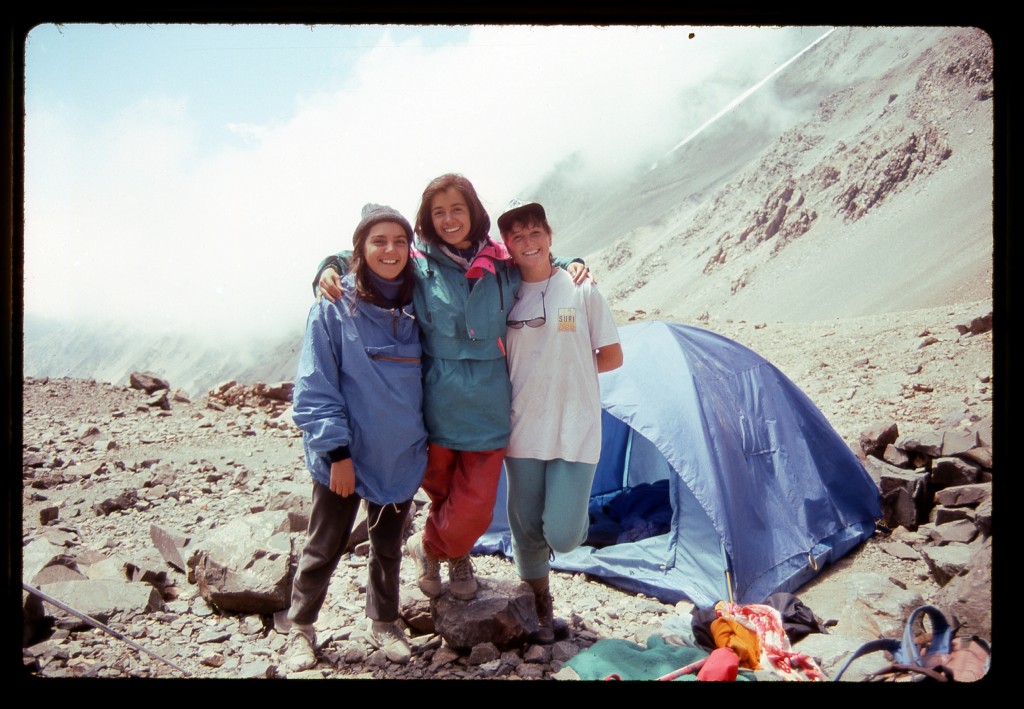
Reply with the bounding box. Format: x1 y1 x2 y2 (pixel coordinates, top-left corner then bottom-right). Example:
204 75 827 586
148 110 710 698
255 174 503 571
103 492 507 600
76 425 102 446
23 537 74 583
150 523 191 572
259 381 294 402
921 543 975 586
940 429 979 457
954 311 992 336
187 511 292 613
933 539 992 640
799 571 925 643
930 456 981 488
146 390 171 410
865 460 929 529
927 519 978 545
934 482 991 508
881 443 910 467
266 481 313 533
975 496 992 536
31 564 88 586
858 422 899 459
129 371 170 394
970 415 992 448
93 489 139 516
431 578 538 651
81 554 133 581
896 429 944 462
930 505 973 526
960 447 992 469
37 578 166 625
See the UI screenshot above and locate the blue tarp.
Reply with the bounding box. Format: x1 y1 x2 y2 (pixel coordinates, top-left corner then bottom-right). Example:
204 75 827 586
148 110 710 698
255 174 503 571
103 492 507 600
475 321 880 608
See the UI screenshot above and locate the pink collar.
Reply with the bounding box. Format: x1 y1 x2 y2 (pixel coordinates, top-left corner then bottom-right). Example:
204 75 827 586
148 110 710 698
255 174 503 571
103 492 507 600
465 238 511 279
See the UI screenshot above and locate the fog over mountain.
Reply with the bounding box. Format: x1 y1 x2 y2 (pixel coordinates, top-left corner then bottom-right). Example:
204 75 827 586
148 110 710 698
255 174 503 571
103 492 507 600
532 27 993 322
22 26 995 397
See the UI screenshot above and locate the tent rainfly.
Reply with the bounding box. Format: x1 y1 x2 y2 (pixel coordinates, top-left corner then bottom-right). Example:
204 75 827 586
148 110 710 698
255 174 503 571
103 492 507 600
475 320 881 609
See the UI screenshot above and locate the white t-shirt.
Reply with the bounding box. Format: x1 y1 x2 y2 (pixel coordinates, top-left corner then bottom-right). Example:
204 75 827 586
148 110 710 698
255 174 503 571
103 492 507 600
505 268 620 464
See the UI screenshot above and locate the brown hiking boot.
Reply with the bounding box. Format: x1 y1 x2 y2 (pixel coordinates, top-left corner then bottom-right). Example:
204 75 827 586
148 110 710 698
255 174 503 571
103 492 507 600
526 577 554 644
447 554 478 600
407 533 442 597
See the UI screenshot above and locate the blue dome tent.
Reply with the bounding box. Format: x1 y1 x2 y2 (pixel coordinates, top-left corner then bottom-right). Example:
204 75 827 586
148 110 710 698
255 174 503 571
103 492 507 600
475 321 881 608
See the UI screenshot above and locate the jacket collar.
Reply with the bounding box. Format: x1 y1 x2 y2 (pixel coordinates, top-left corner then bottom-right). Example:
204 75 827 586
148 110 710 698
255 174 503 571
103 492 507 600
416 237 511 278
467 238 512 278
338 272 414 321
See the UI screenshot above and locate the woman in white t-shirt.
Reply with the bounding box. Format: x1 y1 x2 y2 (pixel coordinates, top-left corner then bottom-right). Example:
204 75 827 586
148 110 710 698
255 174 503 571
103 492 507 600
497 200 624 644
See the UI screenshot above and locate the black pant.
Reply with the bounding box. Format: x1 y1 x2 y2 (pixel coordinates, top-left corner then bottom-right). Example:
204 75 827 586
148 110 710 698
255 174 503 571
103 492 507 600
288 480 412 625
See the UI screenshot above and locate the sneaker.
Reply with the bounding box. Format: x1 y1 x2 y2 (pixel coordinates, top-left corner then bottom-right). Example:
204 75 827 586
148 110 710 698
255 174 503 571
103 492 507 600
283 623 317 672
448 554 478 600
407 533 442 597
368 619 412 664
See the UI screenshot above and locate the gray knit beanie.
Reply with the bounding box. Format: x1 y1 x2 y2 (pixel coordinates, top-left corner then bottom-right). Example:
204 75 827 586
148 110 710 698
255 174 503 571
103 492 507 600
352 203 414 247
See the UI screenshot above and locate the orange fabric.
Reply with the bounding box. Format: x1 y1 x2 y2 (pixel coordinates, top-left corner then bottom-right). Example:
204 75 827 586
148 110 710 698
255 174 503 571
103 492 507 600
420 444 505 559
710 617 761 670
714 601 826 681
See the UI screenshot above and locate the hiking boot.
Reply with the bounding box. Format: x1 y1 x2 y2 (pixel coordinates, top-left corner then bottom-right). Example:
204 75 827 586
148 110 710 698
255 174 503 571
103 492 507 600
407 533 442 597
283 623 317 672
448 554 478 600
367 619 412 665
526 577 554 644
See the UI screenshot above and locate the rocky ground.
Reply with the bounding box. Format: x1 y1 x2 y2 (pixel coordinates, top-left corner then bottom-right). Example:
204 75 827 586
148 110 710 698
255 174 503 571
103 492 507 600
18 298 994 681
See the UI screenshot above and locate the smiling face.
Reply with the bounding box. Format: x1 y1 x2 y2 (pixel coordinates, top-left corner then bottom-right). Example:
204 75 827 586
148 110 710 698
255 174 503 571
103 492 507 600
429 187 473 249
503 219 552 281
362 221 410 280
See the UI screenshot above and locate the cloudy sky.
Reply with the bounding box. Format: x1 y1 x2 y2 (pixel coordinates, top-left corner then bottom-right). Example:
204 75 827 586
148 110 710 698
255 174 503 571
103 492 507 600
22 23 830 340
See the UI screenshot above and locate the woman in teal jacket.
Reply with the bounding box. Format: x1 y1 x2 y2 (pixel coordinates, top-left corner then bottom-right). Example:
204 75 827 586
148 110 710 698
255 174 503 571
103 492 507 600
313 174 588 601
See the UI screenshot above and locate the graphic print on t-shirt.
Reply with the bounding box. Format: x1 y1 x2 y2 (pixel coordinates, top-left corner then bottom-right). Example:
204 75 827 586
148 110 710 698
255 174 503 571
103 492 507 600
558 307 577 332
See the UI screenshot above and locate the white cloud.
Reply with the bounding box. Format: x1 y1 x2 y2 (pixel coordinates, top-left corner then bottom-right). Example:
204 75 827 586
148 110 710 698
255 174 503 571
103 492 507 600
23 24 824 340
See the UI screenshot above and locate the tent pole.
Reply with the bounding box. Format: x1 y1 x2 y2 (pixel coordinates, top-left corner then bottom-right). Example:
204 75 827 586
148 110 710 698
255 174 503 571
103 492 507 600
23 582 192 676
720 544 735 604
623 427 634 489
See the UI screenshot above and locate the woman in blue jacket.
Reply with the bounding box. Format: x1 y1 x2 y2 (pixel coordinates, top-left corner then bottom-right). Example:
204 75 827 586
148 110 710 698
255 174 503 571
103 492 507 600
313 174 588 602
286 203 427 672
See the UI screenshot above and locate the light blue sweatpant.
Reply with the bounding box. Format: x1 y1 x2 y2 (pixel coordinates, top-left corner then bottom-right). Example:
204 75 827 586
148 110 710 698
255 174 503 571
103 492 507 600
505 457 598 580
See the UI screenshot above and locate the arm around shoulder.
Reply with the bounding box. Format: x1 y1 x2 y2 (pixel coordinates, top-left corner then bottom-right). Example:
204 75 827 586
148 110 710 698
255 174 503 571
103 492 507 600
312 251 353 299
553 255 596 285
551 254 584 270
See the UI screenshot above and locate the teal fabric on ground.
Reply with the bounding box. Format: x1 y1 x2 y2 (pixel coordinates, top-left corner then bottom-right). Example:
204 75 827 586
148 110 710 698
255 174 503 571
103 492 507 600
564 635 755 681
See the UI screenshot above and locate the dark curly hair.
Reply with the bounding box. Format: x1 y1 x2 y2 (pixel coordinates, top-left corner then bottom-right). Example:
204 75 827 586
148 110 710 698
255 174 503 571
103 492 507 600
349 217 416 309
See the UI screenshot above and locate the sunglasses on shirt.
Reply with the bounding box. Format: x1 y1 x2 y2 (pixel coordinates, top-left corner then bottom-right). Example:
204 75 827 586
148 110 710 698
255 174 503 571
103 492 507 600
506 287 547 329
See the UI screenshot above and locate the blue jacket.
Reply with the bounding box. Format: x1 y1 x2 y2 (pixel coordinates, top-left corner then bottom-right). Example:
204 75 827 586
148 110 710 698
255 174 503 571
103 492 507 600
313 241 581 452
292 273 427 505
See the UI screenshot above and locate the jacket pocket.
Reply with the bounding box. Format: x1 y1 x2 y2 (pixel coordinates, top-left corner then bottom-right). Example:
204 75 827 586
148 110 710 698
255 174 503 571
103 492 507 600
365 342 422 364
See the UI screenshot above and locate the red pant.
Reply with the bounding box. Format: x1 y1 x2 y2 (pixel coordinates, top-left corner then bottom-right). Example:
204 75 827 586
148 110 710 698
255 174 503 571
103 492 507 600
421 444 505 560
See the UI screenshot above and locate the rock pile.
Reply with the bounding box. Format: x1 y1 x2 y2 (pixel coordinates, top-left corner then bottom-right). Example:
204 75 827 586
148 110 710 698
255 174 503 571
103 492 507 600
20 362 993 680
206 380 294 415
854 414 992 642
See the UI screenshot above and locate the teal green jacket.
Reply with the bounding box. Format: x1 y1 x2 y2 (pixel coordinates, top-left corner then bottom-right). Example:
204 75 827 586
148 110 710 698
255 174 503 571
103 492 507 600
313 240 582 451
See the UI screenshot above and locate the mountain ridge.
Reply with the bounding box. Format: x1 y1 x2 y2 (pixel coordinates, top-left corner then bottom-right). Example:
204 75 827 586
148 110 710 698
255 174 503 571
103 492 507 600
20 26 995 396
